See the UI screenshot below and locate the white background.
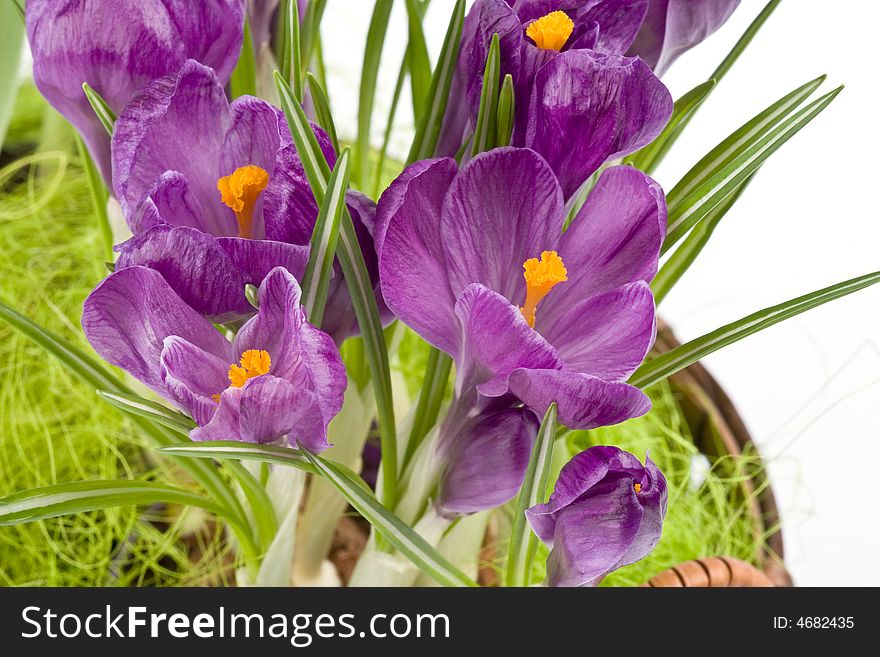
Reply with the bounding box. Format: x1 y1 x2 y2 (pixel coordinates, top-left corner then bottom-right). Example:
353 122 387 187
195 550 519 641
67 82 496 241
322 0 880 586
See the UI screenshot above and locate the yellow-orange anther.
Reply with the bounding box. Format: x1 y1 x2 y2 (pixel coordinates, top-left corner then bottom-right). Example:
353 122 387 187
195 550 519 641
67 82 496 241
634 483 642 493
217 165 269 239
228 349 271 388
520 250 567 328
525 11 574 51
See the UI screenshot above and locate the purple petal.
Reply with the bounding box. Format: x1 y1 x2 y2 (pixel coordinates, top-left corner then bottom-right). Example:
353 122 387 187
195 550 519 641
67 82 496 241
578 0 648 54
525 49 672 198
456 284 561 394
546 166 665 315
112 60 232 230
217 236 310 289
629 0 741 75
131 171 209 234
377 158 461 356
82 266 232 400
542 281 656 381
441 148 564 301
234 268 346 431
114 225 253 323
437 407 539 516
26 0 245 181
191 375 330 450
508 368 650 429
160 336 229 426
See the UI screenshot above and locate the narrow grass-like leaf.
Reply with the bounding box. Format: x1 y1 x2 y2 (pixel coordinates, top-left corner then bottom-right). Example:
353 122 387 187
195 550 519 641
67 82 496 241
630 79 716 174
407 0 466 163
279 0 304 100
405 0 432 122
230 17 258 99
0 481 227 527
74 133 114 261
373 49 410 197
631 271 880 389
663 84 841 254
301 448 479 587
355 0 394 187
505 403 557 587
0 301 251 536
10 0 24 21
496 74 515 147
98 390 195 435
300 0 328 74
648 0 783 166
276 73 398 507
668 75 826 205
403 348 452 471
158 441 317 474
301 148 351 326
653 172 757 304
471 33 501 156
82 83 116 135
307 72 340 154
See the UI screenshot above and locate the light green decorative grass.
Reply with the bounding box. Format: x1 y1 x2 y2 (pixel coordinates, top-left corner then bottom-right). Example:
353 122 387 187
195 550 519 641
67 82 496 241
0 87 234 586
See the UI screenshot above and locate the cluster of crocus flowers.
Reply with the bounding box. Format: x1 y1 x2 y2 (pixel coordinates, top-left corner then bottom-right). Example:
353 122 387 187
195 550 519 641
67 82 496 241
23 0 748 587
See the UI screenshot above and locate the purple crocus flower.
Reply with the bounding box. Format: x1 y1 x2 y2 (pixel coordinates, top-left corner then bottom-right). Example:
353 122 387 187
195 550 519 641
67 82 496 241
629 0 742 76
377 147 665 514
82 266 345 450
111 60 381 341
438 0 672 196
26 0 246 181
526 446 667 587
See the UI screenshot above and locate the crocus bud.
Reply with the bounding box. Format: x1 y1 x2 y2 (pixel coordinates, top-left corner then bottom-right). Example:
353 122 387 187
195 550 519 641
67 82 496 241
527 445 667 587
436 407 539 517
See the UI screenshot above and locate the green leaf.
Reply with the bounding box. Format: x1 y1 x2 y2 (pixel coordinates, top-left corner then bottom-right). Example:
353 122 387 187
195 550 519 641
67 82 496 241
405 0 432 122
74 133 114 262
97 390 195 435
407 0 466 163
631 271 880 390
157 441 318 474
645 0 783 166
300 0 328 75
0 1 24 151
276 73 398 508
300 148 351 327
0 480 226 527
0 300 252 539
301 448 479 587
668 75 826 207
279 0 304 101
230 17 258 99
496 73 515 148
653 173 757 304
471 33 501 156
82 83 116 136
403 347 452 471
630 79 716 174
663 83 841 255
307 72 340 155
373 50 410 197
355 0 394 188
505 403 557 587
